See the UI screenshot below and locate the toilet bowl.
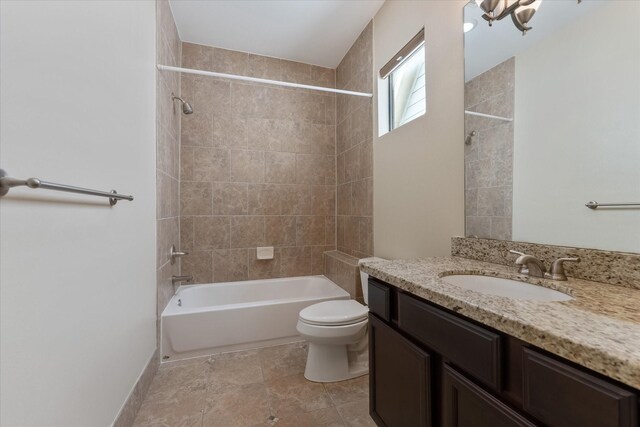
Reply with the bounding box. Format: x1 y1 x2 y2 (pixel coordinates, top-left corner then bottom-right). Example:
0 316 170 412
297 257 383 382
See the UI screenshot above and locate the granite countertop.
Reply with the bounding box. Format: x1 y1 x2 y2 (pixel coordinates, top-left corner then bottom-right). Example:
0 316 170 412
359 256 640 389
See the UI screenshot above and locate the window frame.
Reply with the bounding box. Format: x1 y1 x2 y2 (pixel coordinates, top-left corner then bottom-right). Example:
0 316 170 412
379 28 426 134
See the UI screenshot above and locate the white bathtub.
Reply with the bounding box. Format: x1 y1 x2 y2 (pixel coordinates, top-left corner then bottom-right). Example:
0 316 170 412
161 275 349 361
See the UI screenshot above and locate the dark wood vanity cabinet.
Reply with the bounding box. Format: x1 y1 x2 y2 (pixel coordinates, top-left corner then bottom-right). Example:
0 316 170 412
367 278 640 427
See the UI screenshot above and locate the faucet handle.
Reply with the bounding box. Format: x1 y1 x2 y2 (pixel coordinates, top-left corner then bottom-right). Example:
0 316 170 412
546 257 580 281
170 245 189 265
509 250 525 256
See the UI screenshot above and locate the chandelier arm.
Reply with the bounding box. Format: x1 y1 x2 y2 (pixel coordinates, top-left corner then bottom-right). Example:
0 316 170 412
494 0 535 21
510 11 532 33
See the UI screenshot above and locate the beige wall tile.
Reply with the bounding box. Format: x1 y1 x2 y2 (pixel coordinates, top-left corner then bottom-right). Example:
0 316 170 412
295 154 334 185
182 250 213 284
247 118 284 152
181 110 213 147
282 61 312 85
181 42 212 71
230 150 265 183
230 216 265 248
358 140 373 180
157 217 179 268
337 183 352 216
310 66 335 89
280 247 311 277
265 216 296 247
157 171 179 219
180 181 212 216
296 216 326 246
311 186 335 216
265 152 296 184
180 217 194 252
179 43 348 282
352 178 373 217
213 115 248 149
213 249 249 283
325 216 336 246
193 147 231 182
248 248 281 280
280 185 312 216
247 54 283 80
212 47 248 75
248 184 281 215
157 126 180 178
212 182 248 215
193 216 230 250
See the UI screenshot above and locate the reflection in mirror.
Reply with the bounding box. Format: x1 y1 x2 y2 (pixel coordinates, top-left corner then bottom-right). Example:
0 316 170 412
464 0 640 253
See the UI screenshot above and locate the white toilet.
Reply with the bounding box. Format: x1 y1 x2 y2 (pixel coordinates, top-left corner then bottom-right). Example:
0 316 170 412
297 257 383 382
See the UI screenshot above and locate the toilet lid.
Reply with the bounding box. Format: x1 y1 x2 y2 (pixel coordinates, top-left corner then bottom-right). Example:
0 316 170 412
299 300 369 326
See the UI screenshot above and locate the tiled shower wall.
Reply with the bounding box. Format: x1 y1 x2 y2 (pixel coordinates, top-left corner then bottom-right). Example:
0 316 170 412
179 43 337 283
464 57 514 240
156 1 181 334
336 23 374 258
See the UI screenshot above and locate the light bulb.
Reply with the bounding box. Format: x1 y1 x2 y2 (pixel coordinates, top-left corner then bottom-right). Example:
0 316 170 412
463 21 477 33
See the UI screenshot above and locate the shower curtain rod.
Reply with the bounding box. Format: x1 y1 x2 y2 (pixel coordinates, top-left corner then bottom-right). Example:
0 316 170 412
157 64 373 98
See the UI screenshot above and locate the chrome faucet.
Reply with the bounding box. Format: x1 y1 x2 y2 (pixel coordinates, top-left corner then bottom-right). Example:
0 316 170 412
509 250 579 281
171 275 193 286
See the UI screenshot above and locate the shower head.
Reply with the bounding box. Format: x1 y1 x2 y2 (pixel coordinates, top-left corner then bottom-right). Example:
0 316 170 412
171 93 193 115
465 130 477 146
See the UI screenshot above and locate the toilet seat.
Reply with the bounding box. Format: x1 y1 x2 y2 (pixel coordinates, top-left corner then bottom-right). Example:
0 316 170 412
299 300 368 326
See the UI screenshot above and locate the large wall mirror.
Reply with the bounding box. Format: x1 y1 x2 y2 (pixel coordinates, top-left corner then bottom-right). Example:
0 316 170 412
463 0 640 253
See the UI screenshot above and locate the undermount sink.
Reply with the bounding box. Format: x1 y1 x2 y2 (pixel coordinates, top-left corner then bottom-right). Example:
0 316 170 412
440 274 573 302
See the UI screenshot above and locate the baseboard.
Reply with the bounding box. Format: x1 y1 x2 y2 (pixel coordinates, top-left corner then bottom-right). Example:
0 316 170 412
112 348 159 427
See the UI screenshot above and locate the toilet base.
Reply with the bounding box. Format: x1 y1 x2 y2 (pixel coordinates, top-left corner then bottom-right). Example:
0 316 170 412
303 333 369 383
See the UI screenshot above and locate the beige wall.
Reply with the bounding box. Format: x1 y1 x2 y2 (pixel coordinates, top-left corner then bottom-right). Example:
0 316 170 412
373 0 466 259
156 0 182 344
179 43 337 283
336 23 374 259
0 1 156 425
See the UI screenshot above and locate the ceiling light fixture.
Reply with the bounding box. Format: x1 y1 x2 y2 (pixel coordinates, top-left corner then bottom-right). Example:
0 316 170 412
474 0 581 35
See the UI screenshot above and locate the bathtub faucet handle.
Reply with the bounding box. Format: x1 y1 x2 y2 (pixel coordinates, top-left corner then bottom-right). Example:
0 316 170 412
170 245 189 265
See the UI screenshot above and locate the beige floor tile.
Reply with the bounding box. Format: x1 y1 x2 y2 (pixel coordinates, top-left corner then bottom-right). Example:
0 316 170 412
147 358 210 398
274 406 346 427
266 374 333 416
132 343 374 427
133 384 205 427
207 349 264 393
202 383 271 427
324 375 369 406
335 399 376 427
258 342 308 381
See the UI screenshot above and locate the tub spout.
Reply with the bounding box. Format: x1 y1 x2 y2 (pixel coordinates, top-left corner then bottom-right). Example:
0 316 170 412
171 275 193 286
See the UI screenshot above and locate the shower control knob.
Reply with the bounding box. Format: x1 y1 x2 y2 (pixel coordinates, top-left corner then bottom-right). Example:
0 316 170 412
170 245 189 265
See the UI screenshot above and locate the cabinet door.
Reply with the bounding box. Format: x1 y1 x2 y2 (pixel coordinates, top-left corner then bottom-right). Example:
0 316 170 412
369 314 431 427
443 364 536 427
523 348 638 427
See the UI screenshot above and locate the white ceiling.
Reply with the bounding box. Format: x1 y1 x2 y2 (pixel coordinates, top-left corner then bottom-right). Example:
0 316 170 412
169 0 384 68
464 0 607 81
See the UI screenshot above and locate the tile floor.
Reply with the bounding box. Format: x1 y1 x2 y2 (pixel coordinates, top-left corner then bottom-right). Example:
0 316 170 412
132 342 376 427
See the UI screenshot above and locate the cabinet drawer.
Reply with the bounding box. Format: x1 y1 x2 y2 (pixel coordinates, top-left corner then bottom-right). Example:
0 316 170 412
398 293 501 390
368 279 391 322
443 364 535 427
523 348 638 427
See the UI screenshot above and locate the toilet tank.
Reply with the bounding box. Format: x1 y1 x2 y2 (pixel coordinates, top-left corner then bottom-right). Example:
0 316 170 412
358 257 384 305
